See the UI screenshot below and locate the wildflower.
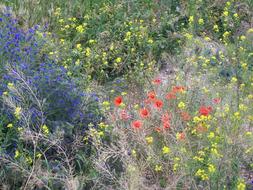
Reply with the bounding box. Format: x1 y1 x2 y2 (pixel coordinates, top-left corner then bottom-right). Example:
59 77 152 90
7 123 13 128
176 132 185 141
3 91 8 96
178 101 185 109
147 91 156 100
199 106 212 116
85 47 91 57
162 146 171 154
213 98 221 104
145 136 153 145
132 120 142 129
148 38 154 44
189 16 194 24
115 57 122 63
139 108 150 118
180 111 191 121
26 156 33 164
240 35 246 41
132 149 137 157
223 11 229 17
7 83 14 88
213 24 219 32
76 25 84 33
233 13 239 19
154 99 163 109
198 18 204 25
162 112 171 129
76 43 82 51
42 124 49 135
237 179 246 190
14 107 22 118
172 86 185 93
155 164 162 172
14 150 20 159
114 96 123 106
166 92 176 100
208 132 215 139
208 164 216 173
195 169 209 180
120 110 130 120
36 153 42 159
153 78 162 85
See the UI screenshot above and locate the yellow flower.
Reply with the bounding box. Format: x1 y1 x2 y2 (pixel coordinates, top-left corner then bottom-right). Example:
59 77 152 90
237 180 246 190
145 136 153 145
14 107 22 118
208 132 215 139
189 16 194 23
3 91 8 96
198 18 204 25
14 150 20 158
36 153 42 159
148 38 153 44
115 57 122 63
155 164 162 172
233 13 239 19
231 77 237 83
76 43 82 51
223 11 229 17
208 164 216 173
162 146 171 154
89 39 96 44
240 35 246 41
42 124 49 135
132 149 137 157
26 156 33 164
7 83 14 88
247 28 253 33
7 123 13 128
76 25 85 33
245 131 252 136
85 47 91 57
178 101 185 109
213 24 219 32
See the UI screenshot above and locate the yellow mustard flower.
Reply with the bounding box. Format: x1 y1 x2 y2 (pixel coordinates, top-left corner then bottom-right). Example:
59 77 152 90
162 146 171 154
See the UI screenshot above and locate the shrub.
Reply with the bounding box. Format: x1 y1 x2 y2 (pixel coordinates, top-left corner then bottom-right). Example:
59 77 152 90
0 11 101 189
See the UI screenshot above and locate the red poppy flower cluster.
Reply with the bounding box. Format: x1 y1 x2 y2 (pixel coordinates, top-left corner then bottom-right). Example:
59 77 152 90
152 78 162 85
139 108 150 118
199 106 212 116
132 120 142 129
114 96 123 106
166 86 186 100
161 112 171 129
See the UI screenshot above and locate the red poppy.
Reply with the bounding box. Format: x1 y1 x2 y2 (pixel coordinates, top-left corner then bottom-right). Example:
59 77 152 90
120 110 130 120
147 91 156 100
177 132 185 140
154 99 163 109
139 108 150 118
180 111 191 121
172 86 185 93
213 98 221 104
153 78 162 85
154 127 162 133
114 96 123 106
199 106 212 116
161 112 171 129
132 120 142 129
166 92 176 100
